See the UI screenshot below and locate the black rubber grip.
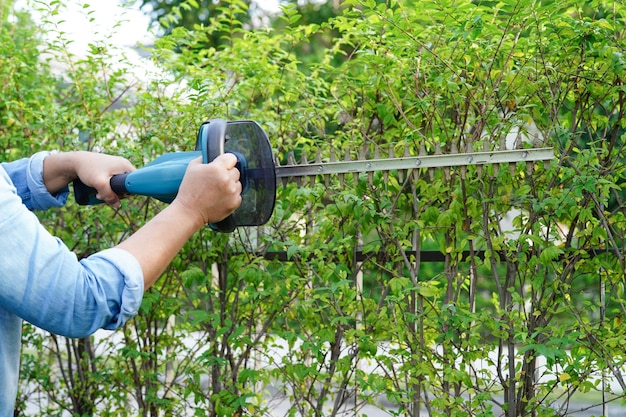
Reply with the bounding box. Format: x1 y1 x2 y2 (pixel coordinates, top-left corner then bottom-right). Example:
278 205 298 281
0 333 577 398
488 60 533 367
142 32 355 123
110 172 129 195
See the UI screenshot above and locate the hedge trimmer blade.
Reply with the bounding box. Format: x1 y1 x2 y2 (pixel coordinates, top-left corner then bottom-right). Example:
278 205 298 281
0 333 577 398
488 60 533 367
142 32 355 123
274 148 554 181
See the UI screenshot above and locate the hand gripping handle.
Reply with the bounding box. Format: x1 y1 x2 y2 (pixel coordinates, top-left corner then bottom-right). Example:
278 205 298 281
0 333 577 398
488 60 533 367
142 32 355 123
73 173 129 205
198 119 240 233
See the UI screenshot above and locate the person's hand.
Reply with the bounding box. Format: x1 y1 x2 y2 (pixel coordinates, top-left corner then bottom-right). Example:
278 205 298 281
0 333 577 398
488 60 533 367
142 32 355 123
44 151 136 207
71 152 136 207
116 154 243 289
173 154 243 226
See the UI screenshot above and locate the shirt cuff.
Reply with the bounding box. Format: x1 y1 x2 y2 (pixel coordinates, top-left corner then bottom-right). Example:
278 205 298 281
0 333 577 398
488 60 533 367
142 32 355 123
88 248 145 330
27 151 69 210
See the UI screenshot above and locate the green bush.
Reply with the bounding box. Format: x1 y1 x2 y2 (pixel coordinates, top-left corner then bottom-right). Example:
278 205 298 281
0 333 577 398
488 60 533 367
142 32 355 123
5 0 626 416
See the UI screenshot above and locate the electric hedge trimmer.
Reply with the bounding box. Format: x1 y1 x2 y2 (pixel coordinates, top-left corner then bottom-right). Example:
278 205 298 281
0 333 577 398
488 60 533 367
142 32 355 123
74 118 555 233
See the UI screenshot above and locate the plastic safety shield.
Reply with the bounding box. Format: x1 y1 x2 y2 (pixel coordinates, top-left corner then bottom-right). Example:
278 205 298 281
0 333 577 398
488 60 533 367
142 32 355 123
197 119 276 233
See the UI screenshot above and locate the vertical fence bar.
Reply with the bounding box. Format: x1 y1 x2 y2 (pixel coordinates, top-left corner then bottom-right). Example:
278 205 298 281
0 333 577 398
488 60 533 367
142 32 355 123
601 271 608 417
354 228 363 417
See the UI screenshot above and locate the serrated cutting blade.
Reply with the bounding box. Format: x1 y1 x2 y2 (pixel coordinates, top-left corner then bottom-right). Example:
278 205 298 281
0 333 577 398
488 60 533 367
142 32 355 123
274 148 554 178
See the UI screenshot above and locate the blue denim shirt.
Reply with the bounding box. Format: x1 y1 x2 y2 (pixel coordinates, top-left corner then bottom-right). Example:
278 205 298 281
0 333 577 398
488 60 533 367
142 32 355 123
0 152 144 416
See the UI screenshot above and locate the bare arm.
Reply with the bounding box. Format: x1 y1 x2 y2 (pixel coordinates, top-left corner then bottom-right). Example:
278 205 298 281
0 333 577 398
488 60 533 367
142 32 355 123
116 154 242 289
42 150 241 290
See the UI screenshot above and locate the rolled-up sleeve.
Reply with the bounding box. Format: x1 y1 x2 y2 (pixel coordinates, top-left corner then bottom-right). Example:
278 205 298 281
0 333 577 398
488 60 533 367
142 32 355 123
0 163 144 338
79 248 144 332
1 151 68 211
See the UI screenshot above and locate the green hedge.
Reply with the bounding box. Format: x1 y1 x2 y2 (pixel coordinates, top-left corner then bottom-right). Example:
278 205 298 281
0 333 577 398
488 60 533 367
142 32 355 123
5 0 626 416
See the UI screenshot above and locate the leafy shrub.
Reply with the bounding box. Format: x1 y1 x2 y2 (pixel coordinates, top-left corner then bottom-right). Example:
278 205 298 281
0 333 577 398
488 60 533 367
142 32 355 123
6 0 626 416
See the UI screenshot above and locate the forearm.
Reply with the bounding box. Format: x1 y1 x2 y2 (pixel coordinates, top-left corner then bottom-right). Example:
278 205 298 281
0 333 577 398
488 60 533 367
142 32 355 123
116 200 205 289
116 156 241 289
42 151 80 194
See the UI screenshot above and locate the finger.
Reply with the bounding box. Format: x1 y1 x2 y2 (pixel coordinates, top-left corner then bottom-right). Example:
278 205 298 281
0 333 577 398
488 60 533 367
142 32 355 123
213 153 238 169
94 175 125 207
106 156 136 174
230 163 241 182
96 191 121 208
122 161 137 173
105 196 121 209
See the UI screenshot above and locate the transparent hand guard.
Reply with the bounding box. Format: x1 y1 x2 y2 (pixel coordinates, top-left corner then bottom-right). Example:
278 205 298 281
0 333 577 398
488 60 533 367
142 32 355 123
197 119 276 233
